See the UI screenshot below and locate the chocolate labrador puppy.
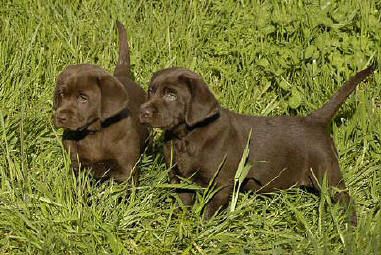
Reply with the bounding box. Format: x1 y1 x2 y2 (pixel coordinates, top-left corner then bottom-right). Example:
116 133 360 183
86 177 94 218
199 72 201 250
54 21 149 183
140 65 375 222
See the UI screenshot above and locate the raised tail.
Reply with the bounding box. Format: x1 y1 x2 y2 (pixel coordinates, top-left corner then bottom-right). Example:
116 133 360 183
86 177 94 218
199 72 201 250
307 65 376 123
114 20 131 78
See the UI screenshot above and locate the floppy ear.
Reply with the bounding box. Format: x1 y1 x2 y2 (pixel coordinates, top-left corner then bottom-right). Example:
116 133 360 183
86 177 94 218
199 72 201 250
179 71 220 127
97 73 128 121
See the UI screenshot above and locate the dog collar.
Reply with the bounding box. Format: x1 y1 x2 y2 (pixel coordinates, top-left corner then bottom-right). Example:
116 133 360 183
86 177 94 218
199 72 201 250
101 107 129 128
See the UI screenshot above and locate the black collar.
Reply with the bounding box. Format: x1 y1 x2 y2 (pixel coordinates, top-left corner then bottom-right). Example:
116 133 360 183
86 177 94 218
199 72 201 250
63 107 129 141
101 107 129 129
165 112 220 140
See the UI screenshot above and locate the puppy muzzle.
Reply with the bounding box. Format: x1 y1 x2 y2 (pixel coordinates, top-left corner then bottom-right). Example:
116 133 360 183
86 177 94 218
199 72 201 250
139 105 156 124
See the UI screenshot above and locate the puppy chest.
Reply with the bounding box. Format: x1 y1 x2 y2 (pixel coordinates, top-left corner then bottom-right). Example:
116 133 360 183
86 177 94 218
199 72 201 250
168 140 197 178
64 138 105 163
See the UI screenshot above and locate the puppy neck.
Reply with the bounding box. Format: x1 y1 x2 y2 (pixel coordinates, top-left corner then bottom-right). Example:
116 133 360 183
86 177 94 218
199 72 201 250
63 128 92 141
167 123 189 139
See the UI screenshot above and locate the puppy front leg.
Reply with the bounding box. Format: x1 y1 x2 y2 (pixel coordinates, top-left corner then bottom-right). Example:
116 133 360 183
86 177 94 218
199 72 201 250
112 166 139 185
204 186 232 220
63 140 81 176
169 169 194 206
113 157 140 185
164 143 194 206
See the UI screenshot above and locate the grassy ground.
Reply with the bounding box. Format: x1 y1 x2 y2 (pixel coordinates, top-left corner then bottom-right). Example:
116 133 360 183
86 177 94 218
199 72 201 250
1 0 381 254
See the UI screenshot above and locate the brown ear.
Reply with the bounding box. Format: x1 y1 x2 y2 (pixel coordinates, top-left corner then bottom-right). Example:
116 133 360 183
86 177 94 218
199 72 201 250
180 71 220 127
97 74 128 121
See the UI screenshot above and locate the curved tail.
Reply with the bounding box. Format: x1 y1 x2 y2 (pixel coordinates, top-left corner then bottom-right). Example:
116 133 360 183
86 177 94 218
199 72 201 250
307 65 376 123
114 20 131 78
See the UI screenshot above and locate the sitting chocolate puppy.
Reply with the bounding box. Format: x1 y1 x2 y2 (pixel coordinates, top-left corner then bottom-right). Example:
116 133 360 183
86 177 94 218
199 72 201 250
140 65 375 222
53 22 149 183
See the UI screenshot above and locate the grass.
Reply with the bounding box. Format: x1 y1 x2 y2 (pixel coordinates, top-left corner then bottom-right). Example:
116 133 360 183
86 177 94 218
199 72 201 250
1 0 381 254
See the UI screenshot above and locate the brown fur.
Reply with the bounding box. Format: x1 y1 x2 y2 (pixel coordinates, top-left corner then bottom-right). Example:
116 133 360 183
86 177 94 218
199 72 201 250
140 66 375 223
54 21 149 183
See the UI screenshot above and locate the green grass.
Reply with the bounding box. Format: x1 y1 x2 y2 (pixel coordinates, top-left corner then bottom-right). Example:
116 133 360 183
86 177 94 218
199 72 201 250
1 0 381 254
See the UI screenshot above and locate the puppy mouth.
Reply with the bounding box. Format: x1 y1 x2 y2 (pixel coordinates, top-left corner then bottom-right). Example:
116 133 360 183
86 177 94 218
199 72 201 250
54 115 86 131
138 113 150 124
139 113 168 129
55 122 80 131
54 116 68 129
139 114 182 131
139 115 162 128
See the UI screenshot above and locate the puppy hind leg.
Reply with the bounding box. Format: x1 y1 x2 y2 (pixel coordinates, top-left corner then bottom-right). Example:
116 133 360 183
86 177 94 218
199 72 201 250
329 171 357 226
309 164 357 225
326 140 356 224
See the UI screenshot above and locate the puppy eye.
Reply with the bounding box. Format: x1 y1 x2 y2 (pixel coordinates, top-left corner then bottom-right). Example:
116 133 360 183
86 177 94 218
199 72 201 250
164 92 177 101
78 94 88 103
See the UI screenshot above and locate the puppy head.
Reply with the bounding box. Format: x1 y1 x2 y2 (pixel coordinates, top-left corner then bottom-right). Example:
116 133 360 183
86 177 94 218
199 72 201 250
53 64 128 131
140 68 220 129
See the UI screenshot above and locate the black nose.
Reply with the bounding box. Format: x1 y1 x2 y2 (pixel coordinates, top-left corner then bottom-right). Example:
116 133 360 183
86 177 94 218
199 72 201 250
140 107 153 120
140 104 158 123
56 113 68 123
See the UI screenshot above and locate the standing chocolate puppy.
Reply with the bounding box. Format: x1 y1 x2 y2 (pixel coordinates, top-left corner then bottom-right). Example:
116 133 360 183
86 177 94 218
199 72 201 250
140 65 375 222
54 22 149 183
